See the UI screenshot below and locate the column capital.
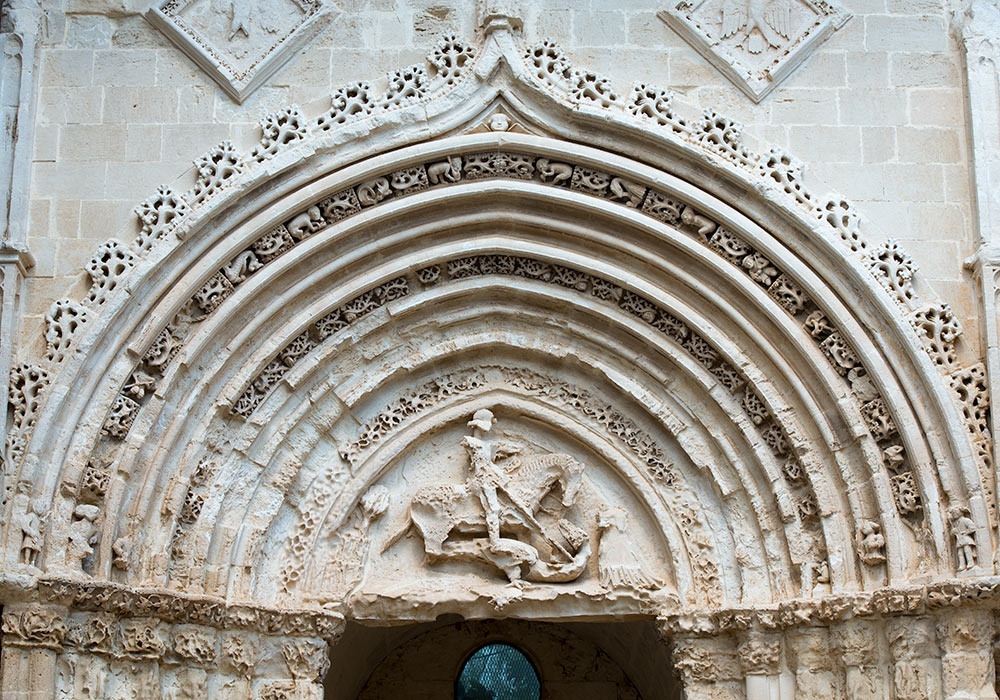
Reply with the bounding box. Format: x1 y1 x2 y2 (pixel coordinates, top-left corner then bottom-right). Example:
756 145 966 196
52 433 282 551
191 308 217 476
0 603 68 652
737 632 782 676
886 616 940 662
831 619 879 667
953 0 1000 64
671 633 743 684
786 626 834 672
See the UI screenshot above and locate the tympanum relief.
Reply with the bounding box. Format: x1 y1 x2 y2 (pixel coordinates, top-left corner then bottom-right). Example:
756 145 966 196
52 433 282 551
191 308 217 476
317 409 674 612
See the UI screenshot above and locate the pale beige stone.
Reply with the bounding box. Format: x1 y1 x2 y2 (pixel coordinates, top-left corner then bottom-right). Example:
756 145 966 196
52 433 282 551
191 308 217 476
2 4 999 699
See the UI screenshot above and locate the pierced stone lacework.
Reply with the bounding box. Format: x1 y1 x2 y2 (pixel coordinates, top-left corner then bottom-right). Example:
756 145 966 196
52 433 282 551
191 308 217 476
428 34 475 85
867 239 918 309
524 40 573 89
382 65 429 108
911 304 962 370
762 149 815 211
134 185 189 252
86 240 135 307
571 71 619 107
5 364 49 467
951 363 991 443
45 299 89 363
316 82 376 130
628 84 689 134
695 110 757 170
819 197 867 253
251 106 309 162
186 141 245 207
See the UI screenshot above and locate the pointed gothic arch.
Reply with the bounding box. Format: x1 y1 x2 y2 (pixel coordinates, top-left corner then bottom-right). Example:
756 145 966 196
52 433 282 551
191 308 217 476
3 26 996 700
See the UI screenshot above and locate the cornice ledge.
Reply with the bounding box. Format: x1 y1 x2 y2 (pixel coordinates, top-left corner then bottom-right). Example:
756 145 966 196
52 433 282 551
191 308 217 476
0 240 35 272
658 574 1000 636
0 575 348 639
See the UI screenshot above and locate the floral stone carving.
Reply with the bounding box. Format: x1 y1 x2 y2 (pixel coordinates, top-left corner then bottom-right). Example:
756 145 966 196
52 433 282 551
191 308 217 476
658 0 852 103
145 0 335 103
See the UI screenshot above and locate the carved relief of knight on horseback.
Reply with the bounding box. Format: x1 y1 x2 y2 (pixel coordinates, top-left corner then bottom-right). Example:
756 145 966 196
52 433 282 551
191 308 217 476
383 409 591 585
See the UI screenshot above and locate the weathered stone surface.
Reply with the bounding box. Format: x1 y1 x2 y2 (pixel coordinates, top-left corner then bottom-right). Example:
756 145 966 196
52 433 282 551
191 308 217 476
1 2 998 698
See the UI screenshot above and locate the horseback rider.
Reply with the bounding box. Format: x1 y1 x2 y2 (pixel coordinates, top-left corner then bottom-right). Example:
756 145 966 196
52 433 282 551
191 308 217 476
461 409 574 563
461 409 510 549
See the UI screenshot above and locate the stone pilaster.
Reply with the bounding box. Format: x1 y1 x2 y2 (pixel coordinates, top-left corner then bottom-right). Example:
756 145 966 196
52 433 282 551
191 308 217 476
671 634 744 700
956 0 1000 551
831 619 887 700
938 610 998 700
787 627 837 700
738 632 792 700
0 604 67 698
887 617 942 700
0 0 42 471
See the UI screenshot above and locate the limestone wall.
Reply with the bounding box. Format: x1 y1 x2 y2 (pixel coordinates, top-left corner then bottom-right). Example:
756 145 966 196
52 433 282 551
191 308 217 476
21 0 980 363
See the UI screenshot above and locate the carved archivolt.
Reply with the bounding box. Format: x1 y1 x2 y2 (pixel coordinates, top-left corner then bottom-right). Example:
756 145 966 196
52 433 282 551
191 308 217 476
74 147 924 538
7 32 980 481
2 27 992 639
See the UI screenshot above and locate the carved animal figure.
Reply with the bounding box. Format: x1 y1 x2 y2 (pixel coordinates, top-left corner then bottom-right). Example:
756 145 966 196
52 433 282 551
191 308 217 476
356 177 391 206
427 156 463 184
384 452 584 564
536 158 573 185
287 206 324 240
609 177 645 207
720 0 792 54
222 251 263 285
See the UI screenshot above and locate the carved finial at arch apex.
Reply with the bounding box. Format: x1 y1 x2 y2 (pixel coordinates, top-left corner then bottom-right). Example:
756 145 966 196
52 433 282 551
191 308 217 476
477 0 524 35
658 0 853 103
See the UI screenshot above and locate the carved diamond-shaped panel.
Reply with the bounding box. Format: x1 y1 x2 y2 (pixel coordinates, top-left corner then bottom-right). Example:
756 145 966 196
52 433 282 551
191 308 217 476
146 0 334 103
659 0 851 103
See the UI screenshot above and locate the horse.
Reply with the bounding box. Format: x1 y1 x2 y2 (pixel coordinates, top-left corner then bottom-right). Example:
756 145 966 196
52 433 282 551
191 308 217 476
382 451 585 566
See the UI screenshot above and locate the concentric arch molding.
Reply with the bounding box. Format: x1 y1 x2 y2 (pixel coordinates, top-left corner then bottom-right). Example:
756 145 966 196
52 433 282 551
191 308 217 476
2 28 994 611
145 0 335 103
658 0 852 103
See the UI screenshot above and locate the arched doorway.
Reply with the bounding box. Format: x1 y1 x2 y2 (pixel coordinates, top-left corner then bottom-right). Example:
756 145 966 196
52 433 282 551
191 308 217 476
329 619 679 700
2 24 997 700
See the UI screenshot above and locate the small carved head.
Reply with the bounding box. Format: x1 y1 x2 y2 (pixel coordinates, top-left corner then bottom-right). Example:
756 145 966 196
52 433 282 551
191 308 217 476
488 113 510 131
467 408 495 433
597 506 628 532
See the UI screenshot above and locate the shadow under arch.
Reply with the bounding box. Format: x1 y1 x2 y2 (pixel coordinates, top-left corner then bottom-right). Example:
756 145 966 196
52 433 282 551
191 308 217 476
328 618 680 700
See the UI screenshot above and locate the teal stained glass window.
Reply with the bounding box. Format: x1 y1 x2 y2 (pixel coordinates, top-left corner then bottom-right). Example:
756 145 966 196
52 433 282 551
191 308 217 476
455 643 541 700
